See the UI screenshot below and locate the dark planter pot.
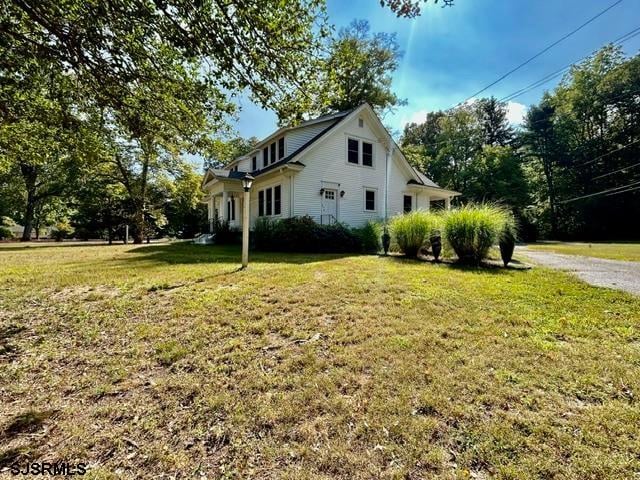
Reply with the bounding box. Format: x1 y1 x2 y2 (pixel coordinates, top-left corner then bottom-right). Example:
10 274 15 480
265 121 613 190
499 236 515 267
430 233 442 262
382 231 391 255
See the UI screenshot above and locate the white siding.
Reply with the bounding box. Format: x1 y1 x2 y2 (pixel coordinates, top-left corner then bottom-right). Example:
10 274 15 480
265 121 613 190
286 121 335 154
291 114 416 227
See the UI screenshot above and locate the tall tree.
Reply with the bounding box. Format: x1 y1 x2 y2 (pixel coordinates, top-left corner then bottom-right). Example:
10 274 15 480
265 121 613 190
295 19 405 119
475 97 514 146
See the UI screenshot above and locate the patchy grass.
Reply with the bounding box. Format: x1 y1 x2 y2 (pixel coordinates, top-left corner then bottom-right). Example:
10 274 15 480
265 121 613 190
527 241 640 262
0 242 639 479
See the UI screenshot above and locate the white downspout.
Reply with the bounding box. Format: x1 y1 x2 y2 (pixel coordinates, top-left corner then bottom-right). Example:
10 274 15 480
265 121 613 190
385 145 391 225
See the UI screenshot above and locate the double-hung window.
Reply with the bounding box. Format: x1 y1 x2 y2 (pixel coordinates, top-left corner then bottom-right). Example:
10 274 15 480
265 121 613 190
347 138 359 164
278 137 285 160
265 187 273 215
404 195 412 213
364 189 376 212
258 190 265 217
270 143 276 164
347 137 374 167
258 185 282 217
252 155 257 171
263 147 268 168
274 185 281 215
362 142 373 167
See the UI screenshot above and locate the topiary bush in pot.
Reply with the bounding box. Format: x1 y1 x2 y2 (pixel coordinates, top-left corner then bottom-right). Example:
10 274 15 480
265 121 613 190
443 204 508 265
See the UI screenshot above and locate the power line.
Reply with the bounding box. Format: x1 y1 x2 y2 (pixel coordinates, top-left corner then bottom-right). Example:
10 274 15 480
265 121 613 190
560 179 640 203
459 0 623 104
593 160 640 180
500 26 640 103
583 138 640 166
605 184 640 196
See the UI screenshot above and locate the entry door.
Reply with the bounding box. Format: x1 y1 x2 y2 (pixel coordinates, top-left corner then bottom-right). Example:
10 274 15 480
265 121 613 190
321 189 337 224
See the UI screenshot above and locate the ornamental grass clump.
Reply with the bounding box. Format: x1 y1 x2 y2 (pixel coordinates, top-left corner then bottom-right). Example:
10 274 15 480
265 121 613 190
390 210 442 258
443 204 509 265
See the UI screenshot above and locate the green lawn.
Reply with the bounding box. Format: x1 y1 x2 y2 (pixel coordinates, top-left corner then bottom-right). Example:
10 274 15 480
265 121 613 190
527 241 640 262
1 242 639 479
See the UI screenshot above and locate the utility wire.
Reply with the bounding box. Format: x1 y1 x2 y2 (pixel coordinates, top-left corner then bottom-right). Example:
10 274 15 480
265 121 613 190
583 138 640 166
500 26 640 102
459 0 623 104
560 179 640 203
592 160 640 180
605 184 640 196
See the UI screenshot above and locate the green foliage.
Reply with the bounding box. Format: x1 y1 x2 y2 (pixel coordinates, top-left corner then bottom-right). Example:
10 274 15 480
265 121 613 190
50 220 74 242
390 210 443 258
211 218 240 245
352 221 382 253
0 226 14 240
1 216 16 227
443 205 509 264
323 20 405 114
520 45 640 240
253 215 372 253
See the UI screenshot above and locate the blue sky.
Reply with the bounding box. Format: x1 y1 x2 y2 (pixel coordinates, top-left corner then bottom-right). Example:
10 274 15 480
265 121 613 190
231 0 640 141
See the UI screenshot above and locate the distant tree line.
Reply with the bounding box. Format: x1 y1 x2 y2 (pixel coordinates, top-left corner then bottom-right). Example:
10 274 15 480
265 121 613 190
401 46 640 240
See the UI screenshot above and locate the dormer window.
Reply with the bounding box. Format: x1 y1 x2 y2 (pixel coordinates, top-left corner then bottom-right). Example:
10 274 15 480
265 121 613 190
252 155 257 171
278 137 285 159
270 142 276 164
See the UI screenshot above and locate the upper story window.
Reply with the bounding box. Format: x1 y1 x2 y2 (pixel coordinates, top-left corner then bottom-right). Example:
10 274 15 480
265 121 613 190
270 142 276 164
347 138 359 164
347 137 374 167
231 165 239 172
362 142 373 167
263 147 268 168
278 137 285 160
252 156 257 171
404 195 412 213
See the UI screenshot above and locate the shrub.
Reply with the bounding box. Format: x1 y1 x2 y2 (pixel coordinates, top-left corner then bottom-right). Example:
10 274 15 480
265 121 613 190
352 221 382 253
253 215 369 253
51 221 74 241
443 204 508 264
390 210 442 258
211 217 240 244
0 226 14 240
1 216 16 227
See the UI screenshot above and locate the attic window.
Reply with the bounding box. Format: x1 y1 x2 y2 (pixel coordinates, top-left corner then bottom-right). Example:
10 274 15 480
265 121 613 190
358 118 364 128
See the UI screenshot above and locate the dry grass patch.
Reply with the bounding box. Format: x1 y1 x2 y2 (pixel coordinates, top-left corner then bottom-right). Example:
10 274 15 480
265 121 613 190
0 242 639 479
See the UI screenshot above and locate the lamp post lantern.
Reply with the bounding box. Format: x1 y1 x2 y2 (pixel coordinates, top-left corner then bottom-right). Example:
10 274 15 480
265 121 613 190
241 173 254 268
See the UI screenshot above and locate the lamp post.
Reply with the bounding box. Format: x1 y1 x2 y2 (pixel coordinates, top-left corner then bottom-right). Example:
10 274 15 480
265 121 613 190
241 173 254 268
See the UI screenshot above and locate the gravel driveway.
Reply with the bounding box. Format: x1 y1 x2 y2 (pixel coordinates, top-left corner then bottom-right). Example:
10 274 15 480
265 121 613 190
518 246 640 296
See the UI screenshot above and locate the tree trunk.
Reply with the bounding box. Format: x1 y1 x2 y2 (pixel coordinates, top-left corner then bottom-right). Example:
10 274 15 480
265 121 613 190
133 207 144 244
20 164 38 242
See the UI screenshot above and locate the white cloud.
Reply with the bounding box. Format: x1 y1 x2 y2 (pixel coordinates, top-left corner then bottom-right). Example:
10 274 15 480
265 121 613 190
506 101 526 125
407 109 429 125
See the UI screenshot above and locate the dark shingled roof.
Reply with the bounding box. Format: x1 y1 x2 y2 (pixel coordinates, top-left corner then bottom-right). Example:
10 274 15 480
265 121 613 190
248 118 346 176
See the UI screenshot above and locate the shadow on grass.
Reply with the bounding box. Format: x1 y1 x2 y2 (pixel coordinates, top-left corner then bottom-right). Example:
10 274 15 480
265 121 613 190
383 253 530 274
123 242 360 266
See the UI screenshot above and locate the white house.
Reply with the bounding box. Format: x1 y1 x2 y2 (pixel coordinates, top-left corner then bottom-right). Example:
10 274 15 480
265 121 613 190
201 103 460 232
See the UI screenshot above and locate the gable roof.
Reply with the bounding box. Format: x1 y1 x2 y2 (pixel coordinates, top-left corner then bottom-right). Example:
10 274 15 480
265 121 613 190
205 103 456 194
